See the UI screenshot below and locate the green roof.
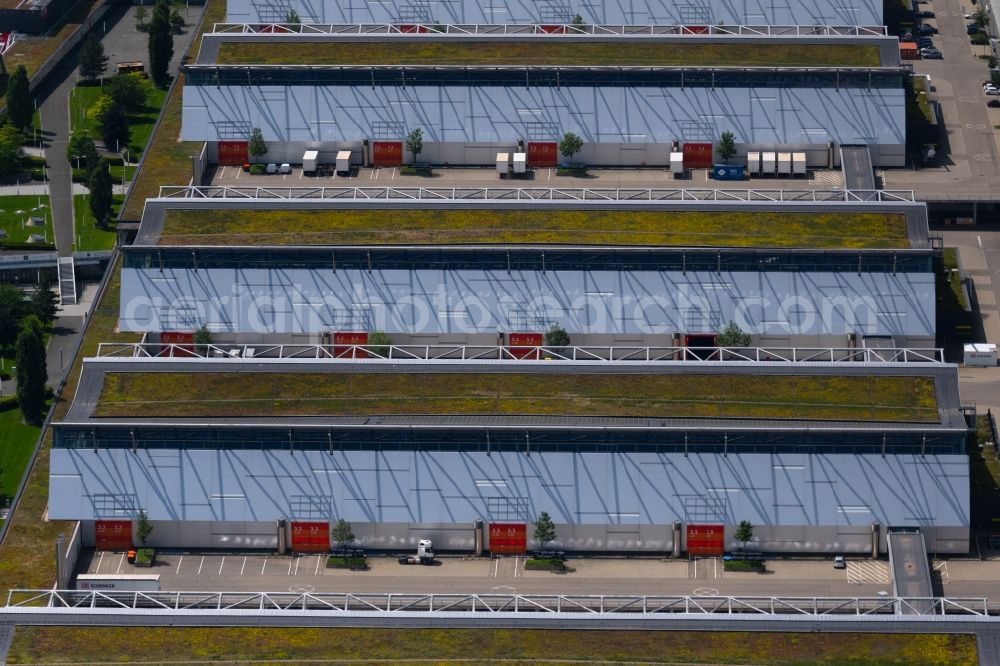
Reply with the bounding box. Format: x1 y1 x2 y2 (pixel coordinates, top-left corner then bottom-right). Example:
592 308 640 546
215 41 882 68
159 208 910 249
94 372 938 422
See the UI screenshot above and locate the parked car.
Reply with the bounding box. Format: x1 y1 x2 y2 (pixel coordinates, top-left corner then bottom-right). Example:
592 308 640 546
915 24 938 35
920 47 943 59
984 83 1000 96
278 163 292 174
916 37 934 47
988 99 1000 108
833 556 846 569
265 163 278 174
968 22 983 34
916 10 935 18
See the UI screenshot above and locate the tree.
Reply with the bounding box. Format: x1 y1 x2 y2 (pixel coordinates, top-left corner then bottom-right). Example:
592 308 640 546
30 279 59 325
571 13 584 24
14 317 46 425
534 512 556 549
0 284 28 347
5 65 32 131
106 72 151 113
169 9 185 34
331 518 355 549
147 0 174 87
718 130 737 163
193 325 212 356
85 94 113 133
0 123 22 174
735 520 754 551
974 6 990 28
135 5 148 32
137 509 154 546
66 129 100 176
406 127 423 165
78 34 108 80
285 8 301 30
100 101 131 151
248 127 267 158
558 132 583 166
543 323 570 351
368 330 392 358
716 320 752 347
88 159 113 229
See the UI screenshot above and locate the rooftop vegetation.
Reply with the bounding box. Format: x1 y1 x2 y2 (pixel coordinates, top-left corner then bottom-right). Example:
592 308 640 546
93 372 938 422
159 208 911 249
215 41 881 68
6 627 977 664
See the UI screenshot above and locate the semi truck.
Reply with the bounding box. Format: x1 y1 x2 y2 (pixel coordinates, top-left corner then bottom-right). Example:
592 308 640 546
398 539 435 565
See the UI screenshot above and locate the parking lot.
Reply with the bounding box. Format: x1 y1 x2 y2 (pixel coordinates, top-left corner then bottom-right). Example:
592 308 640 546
206 163 844 191
76 549 980 597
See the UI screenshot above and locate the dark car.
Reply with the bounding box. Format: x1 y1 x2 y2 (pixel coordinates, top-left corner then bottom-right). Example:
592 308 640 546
916 24 938 35
968 22 983 34
916 37 934 47
988 99 1000 108
916 10 935 17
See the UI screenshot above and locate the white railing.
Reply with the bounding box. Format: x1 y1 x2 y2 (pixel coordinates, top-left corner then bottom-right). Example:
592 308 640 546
210 23 889 37
155 186 918 204
5 590 989 617
94 343 946 364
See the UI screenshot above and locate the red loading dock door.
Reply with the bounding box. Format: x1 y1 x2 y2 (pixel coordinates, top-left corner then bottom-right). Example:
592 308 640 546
687 524 725 556
373 141 404 166
527 142 558 167
161 331 195 357
217 141 248 166
333 331 368 358
682 142 714 169
95 520 132 550
508 332 542 359
291 521 329 552
489 523 527 554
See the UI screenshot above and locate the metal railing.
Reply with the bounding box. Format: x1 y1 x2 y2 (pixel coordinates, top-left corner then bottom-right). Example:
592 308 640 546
155 186 918 204
210 23 889 37
94 343 947 364
5 590 989 617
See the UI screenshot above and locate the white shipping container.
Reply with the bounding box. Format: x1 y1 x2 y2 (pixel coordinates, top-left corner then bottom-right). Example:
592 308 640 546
792 152 807 175
777 152 792 175
747 151 761 175
496 152 509 176
964 343 997 367
76 574 161 592
336 150 351 174
513 152 526 173
761 152 776 174
302 150 319 173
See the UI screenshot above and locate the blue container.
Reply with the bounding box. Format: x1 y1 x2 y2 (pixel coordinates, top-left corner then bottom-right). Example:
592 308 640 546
711 164 745 181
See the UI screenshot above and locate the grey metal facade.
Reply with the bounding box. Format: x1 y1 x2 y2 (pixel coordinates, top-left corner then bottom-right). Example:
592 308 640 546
224 0 883 27
52 449 968 553
181 84 906 167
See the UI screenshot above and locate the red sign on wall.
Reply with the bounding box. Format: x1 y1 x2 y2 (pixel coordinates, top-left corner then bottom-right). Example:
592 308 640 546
218 141 249 166
161 331 195 357
681 25 710 34
291 521 329 553
538 24 567 33
682 142 714 169
526 142 558 167
396 24 428 33
687 524 725 556
373 141 403 167
489 522 527 554
95 520 133 550
508 332 542 360
333 331 368 358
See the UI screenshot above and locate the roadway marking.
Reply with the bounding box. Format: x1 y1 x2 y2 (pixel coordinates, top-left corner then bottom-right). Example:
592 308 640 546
241 556 247 576
959 96 980 102
95 552 104 573
175 556 183 575
692 587 718 596
967 123 988 130
218 556 225 575
314 555 322 576
262 556 268 575
293 556 300 576
197 556 205 575
979 235 983 248
974 154 994 161
391 167 397 180
846 560 890 584
287 558 293 575
934 560 950 584
115 553 124 574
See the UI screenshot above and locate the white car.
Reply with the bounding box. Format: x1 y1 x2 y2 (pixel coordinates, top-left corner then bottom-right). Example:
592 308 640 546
985 85 1000 96
279 163 292 174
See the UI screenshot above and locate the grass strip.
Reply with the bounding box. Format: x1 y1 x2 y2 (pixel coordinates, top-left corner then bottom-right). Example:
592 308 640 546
0 403 41 507
5 627 978 664
93 372 939 422
217 41 881 68
159 208 910 249
0 195 53 246
72 194 120 252
69 84 168 158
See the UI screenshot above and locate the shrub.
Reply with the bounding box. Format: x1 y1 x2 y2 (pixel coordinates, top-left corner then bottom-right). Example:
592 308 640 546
249 164 265 175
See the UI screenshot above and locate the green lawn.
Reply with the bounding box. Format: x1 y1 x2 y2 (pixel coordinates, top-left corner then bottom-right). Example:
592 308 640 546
68 84 169 157
72 194 120 252
217 41 881 67
159 208 911 249
0 403 41 507
93 372 939 422
0 195 54 247
5 627 977 665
